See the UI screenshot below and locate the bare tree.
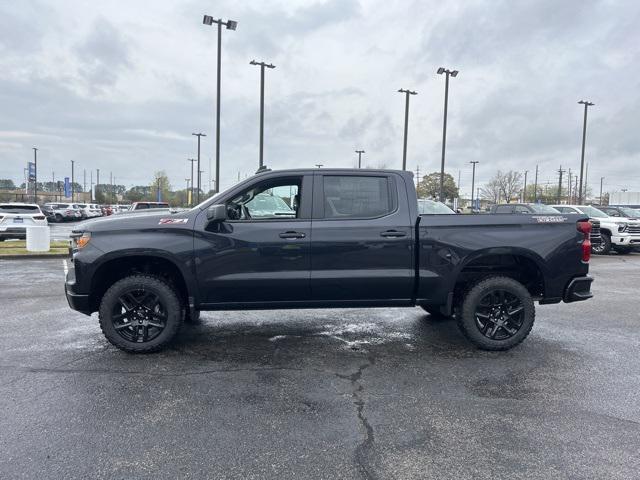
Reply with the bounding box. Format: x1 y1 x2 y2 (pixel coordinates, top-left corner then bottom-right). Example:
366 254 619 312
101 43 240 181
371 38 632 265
496 170 522 203
481 178 501 204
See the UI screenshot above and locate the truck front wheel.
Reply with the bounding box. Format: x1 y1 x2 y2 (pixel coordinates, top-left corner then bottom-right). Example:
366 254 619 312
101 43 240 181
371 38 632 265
98 275 183 353
592 233 611 255
457 276 535 351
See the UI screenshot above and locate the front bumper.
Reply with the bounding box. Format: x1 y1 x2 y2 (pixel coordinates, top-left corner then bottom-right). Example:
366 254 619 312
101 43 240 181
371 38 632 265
611 234 640 246
563 276 593 303
65 265 92 315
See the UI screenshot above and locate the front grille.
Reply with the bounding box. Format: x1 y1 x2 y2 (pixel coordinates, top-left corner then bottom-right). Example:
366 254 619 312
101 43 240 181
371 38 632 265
590 220 601 244
628 223 640 234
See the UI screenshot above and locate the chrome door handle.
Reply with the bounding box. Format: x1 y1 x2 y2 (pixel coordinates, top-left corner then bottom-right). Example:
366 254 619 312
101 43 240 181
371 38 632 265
279 231 306 239
380 230 407 238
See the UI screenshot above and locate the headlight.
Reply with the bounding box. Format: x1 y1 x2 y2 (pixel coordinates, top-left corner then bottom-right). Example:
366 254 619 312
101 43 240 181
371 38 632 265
616 222 628 233
72 231 91 249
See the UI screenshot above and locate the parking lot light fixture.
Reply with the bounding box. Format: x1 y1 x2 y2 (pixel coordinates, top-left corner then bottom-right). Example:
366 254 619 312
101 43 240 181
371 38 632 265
250 60 276 170
437 67 459 202
202 15 238 194
355 150 365 168
397 89 417 171
191 134 206 203
577 100 595 204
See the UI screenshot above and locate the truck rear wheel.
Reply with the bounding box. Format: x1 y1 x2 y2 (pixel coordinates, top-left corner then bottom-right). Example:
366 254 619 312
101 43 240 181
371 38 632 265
457 276 535 351
98 275 183 353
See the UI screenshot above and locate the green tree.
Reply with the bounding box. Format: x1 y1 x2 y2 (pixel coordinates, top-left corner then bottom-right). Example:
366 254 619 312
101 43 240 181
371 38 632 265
0 179 16 190
416 172 458 201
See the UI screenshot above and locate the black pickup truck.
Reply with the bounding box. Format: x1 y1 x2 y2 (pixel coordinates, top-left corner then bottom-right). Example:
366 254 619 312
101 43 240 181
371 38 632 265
65 169 593 353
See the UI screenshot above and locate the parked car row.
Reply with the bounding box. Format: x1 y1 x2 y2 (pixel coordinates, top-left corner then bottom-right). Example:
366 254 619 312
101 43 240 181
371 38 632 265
487 202 640 255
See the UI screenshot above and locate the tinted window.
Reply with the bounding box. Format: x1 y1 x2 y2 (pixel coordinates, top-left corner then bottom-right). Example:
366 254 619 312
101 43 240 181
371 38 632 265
528 204 560 214
514 206 530 213
0 205 40 213
323 176 392 219
494 205 512 214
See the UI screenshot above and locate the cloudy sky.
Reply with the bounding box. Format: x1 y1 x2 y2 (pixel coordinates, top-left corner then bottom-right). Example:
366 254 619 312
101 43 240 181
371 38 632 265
1 0 639 196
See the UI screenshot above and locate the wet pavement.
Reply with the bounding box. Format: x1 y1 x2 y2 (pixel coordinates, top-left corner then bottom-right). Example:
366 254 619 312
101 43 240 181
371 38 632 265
0 255 639 479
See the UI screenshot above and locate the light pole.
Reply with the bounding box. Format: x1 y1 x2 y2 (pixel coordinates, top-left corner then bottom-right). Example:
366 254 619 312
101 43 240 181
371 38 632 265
533 165 539 203
355 150 365 168
33 147 38 203
436 67 458 202
578 100 594 204
315 164 323 169
187 158 197 206
191 133 206 202
250 60 275 171
397 88 417 171
470 161 479 212
203 15 237 196
600 177 604 204
523 170 528 202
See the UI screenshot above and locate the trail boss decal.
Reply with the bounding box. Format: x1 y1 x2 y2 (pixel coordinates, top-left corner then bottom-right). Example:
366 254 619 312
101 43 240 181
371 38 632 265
531 216 568 223
158 218 189 225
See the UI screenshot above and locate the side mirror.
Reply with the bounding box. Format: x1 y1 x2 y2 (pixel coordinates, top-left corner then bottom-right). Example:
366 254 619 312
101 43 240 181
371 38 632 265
207 204 227 222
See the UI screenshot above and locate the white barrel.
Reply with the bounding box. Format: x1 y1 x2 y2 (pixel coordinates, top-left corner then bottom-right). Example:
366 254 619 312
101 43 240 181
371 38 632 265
26 226 50 252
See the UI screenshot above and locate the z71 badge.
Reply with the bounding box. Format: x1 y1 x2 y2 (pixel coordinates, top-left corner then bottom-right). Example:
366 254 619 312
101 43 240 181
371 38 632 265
531 216 568 223
159 218 189 225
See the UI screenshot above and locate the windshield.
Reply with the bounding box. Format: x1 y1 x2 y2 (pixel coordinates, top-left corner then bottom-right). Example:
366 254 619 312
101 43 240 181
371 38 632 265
418 199 455 214
0 204 40 214
528 204 560 214
619 207 639 218
578 206 608 218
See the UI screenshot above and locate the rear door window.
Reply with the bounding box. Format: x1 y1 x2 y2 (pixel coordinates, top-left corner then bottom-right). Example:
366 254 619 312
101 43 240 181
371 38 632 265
322 176 394 219
494 205 513 214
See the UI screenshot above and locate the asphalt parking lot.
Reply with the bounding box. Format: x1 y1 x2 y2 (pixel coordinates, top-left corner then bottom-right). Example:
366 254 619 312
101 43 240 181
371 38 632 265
1 256 639 479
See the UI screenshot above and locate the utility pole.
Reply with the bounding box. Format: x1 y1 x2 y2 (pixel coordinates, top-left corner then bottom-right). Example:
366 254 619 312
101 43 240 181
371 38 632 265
533 165 539 203
90 170 94 202
83 169 86 200
355 150 365 168
470 161 479 211
436 67 459 202
578 100 595 203
185 178 190 206
202 15 237 196
192 133 206 201
33 147 38 204
110 171 113 204
397 88 417 170
71 160 75 202
250 60 276 170
96 169 100 202
187 158 197 206
557 166 565 204
567 169 572 203
523 170 528 202
315 164 323 168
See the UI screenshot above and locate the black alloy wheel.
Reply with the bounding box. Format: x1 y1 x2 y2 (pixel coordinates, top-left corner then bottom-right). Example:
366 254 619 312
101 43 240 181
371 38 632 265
112 289 167 343
474 289 525 340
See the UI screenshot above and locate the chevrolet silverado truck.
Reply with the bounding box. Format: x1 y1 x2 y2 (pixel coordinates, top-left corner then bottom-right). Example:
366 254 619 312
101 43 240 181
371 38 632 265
65 169 593 353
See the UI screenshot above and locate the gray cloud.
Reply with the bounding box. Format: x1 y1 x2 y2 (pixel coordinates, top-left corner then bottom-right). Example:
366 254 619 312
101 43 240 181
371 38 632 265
1 0 639 196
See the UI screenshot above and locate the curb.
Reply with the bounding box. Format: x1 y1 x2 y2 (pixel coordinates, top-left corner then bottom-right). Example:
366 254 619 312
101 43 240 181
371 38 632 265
0 253 69 260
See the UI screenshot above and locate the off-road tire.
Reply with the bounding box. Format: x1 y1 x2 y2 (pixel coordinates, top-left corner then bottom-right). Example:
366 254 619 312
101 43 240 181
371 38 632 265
99 274 183 353
457 276 535 351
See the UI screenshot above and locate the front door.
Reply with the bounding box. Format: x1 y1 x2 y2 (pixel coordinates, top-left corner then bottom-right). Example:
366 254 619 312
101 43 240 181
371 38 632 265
195 175 313 305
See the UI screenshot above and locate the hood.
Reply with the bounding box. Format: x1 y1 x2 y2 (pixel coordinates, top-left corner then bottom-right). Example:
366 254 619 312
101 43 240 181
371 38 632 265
75 210 191 233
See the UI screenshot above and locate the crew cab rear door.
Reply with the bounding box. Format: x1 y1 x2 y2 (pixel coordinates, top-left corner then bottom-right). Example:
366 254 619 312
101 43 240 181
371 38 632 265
309 171 414 303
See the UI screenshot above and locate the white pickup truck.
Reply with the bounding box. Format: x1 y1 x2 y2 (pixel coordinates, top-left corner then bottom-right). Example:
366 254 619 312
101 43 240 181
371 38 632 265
552 204 640 254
